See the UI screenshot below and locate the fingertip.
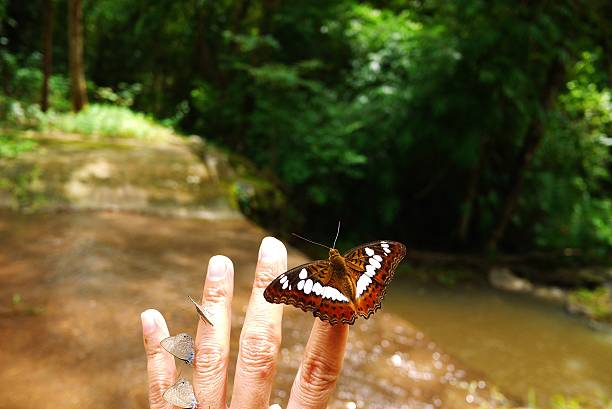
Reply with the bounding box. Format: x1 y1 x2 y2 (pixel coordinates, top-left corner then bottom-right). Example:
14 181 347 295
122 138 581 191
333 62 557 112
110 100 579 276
258 236 286 263
207 255 233 281
141 309 160 336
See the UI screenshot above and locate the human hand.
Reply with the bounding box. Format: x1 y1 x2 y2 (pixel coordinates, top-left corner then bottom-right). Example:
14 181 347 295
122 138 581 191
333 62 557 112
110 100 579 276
141 236 349 409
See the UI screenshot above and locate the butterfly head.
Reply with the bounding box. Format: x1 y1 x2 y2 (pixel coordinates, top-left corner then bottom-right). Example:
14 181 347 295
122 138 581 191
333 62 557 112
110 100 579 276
328 248 345 273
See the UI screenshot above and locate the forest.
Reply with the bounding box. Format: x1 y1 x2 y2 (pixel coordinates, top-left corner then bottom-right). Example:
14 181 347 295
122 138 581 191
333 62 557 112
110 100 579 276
2 0 611 257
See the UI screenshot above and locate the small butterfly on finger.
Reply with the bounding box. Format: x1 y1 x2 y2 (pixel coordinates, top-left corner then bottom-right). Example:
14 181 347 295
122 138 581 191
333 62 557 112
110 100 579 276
163 378 198 409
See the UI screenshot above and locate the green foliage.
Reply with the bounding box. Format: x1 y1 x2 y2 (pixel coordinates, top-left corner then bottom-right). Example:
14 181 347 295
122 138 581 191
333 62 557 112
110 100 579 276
526 51 612 254
0 133 36 158
549 393 611 409
1 0 611 257
568 286 611 322
38 104 174 140
0 132 40 212
93 83 142 107
0 50 71 115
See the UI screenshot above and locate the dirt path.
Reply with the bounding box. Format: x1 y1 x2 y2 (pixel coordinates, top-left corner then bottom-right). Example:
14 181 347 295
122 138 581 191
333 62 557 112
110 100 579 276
0 210 510 409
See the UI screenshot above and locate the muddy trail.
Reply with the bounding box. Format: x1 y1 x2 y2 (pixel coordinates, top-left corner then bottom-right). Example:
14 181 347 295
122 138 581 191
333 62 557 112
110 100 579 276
0 210 509 409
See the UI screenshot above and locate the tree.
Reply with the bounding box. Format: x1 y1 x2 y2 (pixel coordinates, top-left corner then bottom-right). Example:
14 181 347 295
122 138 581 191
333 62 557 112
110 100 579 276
486 59 566 250
68 0 87 111
41 0 53 112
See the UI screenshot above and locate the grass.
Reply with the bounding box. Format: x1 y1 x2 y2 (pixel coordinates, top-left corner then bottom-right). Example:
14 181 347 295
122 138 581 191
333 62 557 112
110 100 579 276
0 132 37 158
568 286 612 322
38 104 174 140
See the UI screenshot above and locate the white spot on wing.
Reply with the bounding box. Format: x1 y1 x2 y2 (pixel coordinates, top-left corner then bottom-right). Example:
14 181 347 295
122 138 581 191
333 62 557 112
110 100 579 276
282 280 288 289
279 275 287 284
373 255 382 262
299 268 307 280
321 286 349 302
365 264 376 277
365 247 374 256
297 280 305 291
304 279 313 294
323 287 334 300
383 247 391 254
369 257 381 269
356 274 372 297
313 282 323 295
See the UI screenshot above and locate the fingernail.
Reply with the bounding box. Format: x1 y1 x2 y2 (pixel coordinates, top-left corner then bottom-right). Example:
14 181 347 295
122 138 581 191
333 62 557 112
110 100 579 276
258 236 278 262
141 310 157 336
207 255 227 281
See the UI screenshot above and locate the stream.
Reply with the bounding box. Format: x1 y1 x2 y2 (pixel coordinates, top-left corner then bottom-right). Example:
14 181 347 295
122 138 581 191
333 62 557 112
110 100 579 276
385 282 612 405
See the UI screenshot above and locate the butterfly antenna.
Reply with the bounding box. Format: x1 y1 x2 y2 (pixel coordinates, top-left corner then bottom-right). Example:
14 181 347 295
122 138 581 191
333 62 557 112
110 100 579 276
332 220 341 249
292 233 331 250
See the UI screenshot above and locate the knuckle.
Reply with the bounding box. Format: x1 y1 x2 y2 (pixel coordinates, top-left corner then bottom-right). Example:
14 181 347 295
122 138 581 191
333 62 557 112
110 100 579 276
203 282 228 303
149 391 166 408
195 341 227 379
298 351 341 395
238 328 281 378
253 264 278 290
148 375 171 405
144 338 164 359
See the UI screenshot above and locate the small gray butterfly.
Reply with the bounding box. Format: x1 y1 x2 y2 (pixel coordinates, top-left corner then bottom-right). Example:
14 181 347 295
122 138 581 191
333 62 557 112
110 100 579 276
163 378 198 409
160 333 194 365
188 295 213 326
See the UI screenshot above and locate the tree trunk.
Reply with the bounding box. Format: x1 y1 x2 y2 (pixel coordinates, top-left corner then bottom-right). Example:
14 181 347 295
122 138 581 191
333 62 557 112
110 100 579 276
68 0 87 112
41 0 54 112
486 59 566 250
458 138 487 242
232 0 252 33
194 1 220 86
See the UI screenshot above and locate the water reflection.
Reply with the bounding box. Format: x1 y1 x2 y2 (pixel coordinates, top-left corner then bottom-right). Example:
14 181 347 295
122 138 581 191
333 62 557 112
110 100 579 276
384 280 612 403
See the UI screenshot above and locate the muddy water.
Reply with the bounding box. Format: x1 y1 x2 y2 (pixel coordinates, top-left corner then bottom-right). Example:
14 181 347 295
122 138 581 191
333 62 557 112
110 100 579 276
384 282 612 405
0 210 506 409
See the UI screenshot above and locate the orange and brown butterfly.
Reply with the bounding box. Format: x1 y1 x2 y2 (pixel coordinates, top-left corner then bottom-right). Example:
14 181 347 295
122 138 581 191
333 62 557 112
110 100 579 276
264 224 406 325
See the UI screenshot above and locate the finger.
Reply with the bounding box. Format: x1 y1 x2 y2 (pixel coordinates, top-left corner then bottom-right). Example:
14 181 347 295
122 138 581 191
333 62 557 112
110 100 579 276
230 237 286 409
141 309 177 409
287 320 349 409
193 255 234 409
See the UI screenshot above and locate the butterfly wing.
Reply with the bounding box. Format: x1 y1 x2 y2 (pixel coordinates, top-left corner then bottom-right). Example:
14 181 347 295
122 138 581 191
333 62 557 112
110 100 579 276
162 378 197 409
189 295 214 326
344 241 406 318
264 260 358 325
314 288 357 325
160 333 195 365
264 260 331 313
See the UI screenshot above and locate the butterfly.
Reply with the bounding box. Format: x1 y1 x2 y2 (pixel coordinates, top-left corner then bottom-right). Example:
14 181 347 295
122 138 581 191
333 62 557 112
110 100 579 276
163 378 198 409
264 233 406 325
188 295 214 326
160 333 195 365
